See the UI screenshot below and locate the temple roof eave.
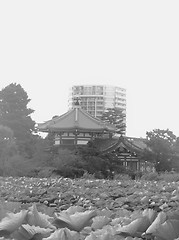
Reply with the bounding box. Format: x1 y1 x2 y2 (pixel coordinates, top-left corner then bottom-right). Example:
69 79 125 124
95 136 150 154
38 126 115 133
38 122 116 133
37 106 117 134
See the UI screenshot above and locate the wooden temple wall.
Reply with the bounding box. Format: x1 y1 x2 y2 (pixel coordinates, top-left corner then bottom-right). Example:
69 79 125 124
118 154 154 172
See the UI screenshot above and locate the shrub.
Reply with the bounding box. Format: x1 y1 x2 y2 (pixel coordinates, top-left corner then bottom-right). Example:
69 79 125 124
0 154 36 177
157 172 179 182
51 149 84 178
134 171 179 182
31 137 52 166
141 172 160 181
37 167 57 178
113 173 131 181
81 171 96 180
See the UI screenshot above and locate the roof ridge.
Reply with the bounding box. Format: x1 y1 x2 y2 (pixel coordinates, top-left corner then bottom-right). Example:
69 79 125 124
79 108 116 131
124 137 146 151
51 108 74 123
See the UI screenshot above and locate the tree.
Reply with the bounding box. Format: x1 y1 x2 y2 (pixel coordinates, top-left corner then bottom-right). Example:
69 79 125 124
52 149 84 178
77 143 126 178
100 108 126 135
0 83 36 156
30 136 52 166
171 137 179 171
145 129 177 172
0 125 16 175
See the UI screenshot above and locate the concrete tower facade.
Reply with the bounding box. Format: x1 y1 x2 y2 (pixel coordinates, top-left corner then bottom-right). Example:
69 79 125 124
68 85 126 119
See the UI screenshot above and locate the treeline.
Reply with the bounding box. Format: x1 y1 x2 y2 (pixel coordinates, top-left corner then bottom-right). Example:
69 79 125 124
0 83 127 178
142 129 179 172
0 83 179 178
0 83 50 176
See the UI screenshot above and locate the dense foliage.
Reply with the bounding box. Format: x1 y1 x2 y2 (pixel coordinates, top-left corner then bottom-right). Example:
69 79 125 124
0 125 17 175
1 83 179 177
0 83 36 157
144 129 178 172
100 108 126 135
51 148 84 178
76 143 127 179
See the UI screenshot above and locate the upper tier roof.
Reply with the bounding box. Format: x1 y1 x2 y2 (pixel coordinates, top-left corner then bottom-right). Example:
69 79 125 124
37 105 116 133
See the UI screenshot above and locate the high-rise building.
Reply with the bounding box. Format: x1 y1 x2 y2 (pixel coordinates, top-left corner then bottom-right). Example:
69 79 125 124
68 85 126 119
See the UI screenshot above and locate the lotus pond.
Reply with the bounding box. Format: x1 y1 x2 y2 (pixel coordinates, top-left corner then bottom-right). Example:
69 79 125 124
1 176 179 239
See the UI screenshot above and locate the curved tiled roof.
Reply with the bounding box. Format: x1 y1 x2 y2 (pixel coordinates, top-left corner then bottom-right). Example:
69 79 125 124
93 136 149 153
37 106 116 133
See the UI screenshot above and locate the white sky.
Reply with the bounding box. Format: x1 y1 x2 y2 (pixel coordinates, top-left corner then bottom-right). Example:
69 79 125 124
0 0 179 138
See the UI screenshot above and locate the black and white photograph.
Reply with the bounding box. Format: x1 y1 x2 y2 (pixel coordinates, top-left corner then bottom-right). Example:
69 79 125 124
0 1 179 239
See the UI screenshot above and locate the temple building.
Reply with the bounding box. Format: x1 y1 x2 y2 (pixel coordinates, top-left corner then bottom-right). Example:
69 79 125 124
37 100 152 172
37 100 116 147
92 136 153 172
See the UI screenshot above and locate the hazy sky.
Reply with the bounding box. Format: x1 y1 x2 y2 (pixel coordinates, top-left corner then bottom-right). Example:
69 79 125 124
0 1 179 138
